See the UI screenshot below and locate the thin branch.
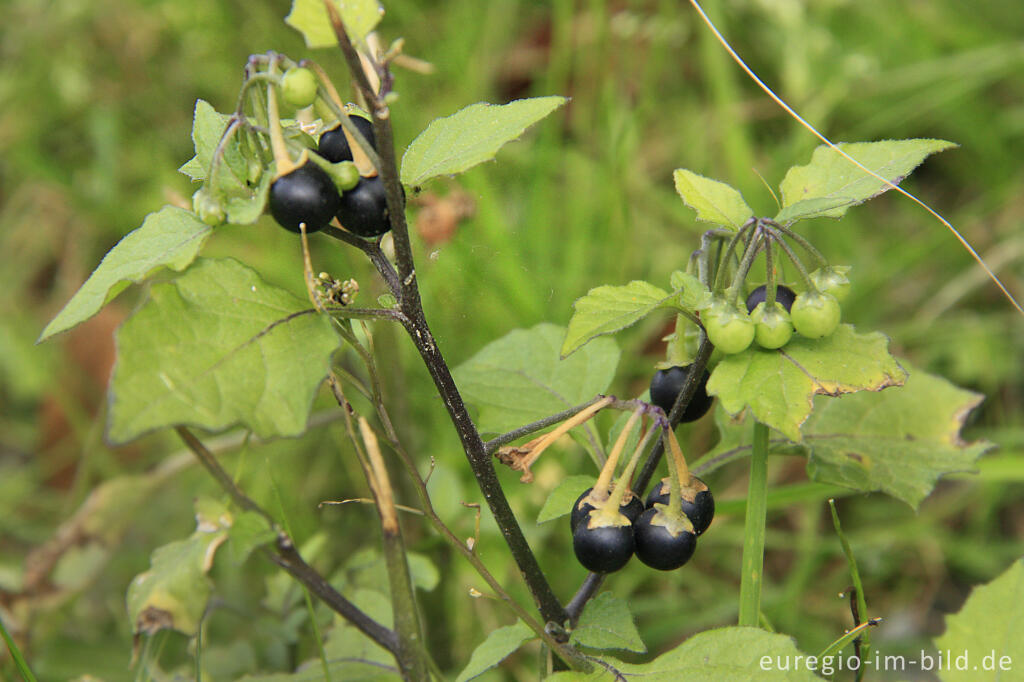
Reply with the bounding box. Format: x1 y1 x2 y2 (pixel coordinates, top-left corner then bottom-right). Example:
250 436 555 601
174 426 398 656
322 306 408 323
175 427 274 527
484 396 612 455
329 374 592 671
264 539 399 655
324 2 568 631
323 1 378 106
397 314 568 625
633 336 714 497
358 416 431 680
564 574 605 626
322 226 402 296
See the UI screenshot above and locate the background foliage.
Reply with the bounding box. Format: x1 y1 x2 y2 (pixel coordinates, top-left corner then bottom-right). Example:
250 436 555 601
2 0 1023 679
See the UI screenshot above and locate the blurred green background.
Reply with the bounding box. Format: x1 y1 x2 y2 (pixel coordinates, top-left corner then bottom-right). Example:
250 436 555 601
2 0 1023 679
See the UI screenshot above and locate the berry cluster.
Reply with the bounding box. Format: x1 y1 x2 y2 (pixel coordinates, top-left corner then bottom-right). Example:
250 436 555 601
569 410 714 574
189 57 406 239
703 270 848 354
690 218 851 355
269 110 394 238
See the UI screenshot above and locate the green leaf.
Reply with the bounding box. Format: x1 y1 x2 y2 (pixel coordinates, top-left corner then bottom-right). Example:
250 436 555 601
285 0 383 49
706 325 907 442
243 599 401 681
338 548 439 595
800 366 991 508
178 100 270 224
673 169 754 229
454 620 536 682
400 97 568 186
179 99 231 181
562 281 673 358
107 258 340 444
773 196 859 224
407 553 441 592
453 323 619 434
537 475 595 524
224 511 277 565
571 592 645 653
180 100 248 188
777 138 957 221
934 558 1024 682
224 168 272 226
554 626 823 681
669 271 712 308
127 499 235 636
39 206 212 342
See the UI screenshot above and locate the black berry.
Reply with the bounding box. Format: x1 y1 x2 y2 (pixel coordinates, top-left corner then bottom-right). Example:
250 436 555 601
633 507 697 571
745 284 797 314
336 176 393 238
645 475 715 535
268 162 341 234
572 522 634 574
570 487 643 533
649 365 713 423
318 116 376 163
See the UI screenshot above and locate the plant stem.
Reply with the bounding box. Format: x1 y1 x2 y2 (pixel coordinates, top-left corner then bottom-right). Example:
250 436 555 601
483 396 609 455
358 418 431 681
0 612 37 682
829 499 872 677
324 3 567 629
634 336 713 497
738 421 769 627
263 540 399 655
764 226 815 290
173 427 399 656
329 378 591 671
726 224 765 305
321 226 402 296
399 315 567 625
766 220 829 270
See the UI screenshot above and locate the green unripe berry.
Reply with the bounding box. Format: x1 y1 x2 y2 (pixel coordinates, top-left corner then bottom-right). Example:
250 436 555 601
751 302 794 349
192 187 226 226
703 303 755 354
810 266 851 303
333 161 361 192
280 67 319 109
247 157 264 186
791 292 841 339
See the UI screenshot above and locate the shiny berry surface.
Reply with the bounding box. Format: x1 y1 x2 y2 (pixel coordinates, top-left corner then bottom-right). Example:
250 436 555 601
745 284 797 314
318 116 377 163
649 365 713 422
572 522 634 574
633 507 697 570
268 163 340 233
336 175 392 237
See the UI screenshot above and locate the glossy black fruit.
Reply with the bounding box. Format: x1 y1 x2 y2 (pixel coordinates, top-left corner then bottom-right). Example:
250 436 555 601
268 162 341 233
318 116 377 163
645 475 715 535
633 507 697 570
649 365 713 422
572 522 634 574
570 487 643 533
336 175 394 237
745 284 797 314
